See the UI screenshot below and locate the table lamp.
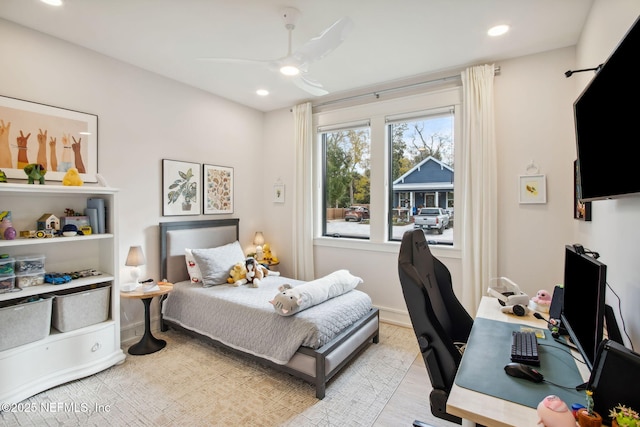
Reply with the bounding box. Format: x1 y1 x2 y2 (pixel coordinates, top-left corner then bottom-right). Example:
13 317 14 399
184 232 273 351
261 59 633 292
124 245 146 290
254 232 265 261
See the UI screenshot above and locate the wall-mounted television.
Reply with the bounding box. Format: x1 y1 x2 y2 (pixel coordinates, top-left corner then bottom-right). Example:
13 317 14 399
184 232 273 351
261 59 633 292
574 15 640 202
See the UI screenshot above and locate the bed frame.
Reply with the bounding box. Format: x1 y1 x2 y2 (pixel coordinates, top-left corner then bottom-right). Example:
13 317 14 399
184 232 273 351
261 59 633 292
158 219 379 399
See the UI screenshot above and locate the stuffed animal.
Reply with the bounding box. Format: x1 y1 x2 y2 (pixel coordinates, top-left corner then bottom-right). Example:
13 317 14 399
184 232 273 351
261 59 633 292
270 269 362 316
62 167 83 186
262 243 273 262
23 163 46 184
536 395 577 427
529 289 553 313
244 256 279 288
227 262 247 286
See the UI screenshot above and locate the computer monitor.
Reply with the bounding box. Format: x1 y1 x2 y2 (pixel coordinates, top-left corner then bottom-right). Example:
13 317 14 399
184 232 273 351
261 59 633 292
561 244 607 370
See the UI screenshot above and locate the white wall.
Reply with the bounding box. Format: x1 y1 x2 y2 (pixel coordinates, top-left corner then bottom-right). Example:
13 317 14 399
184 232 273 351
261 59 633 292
572 0 640 348
0 19 264 340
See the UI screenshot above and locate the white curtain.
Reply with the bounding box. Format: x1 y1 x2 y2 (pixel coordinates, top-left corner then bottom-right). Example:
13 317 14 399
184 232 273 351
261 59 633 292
292 102 315 280
460 64 498 316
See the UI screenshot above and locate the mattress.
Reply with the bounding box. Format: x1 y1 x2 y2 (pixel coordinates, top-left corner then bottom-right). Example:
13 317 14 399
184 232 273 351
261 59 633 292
162 275 372 364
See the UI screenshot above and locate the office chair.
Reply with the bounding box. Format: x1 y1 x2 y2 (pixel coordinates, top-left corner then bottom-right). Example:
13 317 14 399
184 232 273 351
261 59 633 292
398 229 474 425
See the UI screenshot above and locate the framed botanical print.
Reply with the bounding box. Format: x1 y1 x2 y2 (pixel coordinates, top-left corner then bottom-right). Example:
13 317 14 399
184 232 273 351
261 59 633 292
518 174 547 204
203 164 233 214
162 159 201 216
273 183 285 203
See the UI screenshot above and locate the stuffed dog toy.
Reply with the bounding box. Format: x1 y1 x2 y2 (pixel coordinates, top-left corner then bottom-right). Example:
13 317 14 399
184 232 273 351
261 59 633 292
244 256 279 287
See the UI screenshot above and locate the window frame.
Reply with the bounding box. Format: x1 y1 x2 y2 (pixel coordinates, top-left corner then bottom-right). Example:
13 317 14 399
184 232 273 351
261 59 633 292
313 86 463 250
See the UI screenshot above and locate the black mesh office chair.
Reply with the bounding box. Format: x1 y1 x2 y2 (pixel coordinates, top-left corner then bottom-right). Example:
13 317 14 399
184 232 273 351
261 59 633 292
398 229 474 425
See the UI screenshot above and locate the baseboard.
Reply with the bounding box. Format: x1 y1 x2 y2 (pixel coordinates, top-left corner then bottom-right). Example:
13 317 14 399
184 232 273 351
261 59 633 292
375 304 412 328
120 315 163 345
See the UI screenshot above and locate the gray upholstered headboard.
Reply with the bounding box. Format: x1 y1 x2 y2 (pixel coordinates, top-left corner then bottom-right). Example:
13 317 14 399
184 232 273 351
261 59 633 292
159 219 239 283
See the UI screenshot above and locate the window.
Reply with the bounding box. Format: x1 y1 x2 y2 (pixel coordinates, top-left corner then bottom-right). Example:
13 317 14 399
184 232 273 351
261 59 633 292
321 123 371 239
388 109 455 244
315 86 461 246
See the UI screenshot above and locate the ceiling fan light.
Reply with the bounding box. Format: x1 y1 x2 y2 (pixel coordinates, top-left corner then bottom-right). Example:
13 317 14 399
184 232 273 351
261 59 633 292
488 24 510 37
280 65 300 76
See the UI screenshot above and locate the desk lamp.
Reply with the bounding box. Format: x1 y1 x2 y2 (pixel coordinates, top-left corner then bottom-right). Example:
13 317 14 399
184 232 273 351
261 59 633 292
124 246 146 290
254 232 265 261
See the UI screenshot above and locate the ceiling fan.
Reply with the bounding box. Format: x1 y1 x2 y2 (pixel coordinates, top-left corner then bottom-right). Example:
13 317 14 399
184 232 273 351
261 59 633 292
198 7 353 96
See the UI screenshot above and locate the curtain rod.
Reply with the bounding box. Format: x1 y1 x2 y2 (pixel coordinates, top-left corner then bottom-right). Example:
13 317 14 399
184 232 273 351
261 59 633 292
312 66 500 109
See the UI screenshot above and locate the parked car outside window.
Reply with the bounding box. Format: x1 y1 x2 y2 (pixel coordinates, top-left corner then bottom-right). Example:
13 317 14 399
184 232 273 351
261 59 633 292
344 206 370 222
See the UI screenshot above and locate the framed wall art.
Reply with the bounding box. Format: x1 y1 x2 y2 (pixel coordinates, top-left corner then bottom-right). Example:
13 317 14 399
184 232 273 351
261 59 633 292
518 174 547 204
0 95 98 182
574 160 592 221
162 159 201 216
273 183 285 203
203 164 233 214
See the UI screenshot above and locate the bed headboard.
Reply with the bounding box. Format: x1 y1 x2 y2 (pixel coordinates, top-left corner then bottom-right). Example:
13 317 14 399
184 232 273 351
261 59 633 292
159 219 239 283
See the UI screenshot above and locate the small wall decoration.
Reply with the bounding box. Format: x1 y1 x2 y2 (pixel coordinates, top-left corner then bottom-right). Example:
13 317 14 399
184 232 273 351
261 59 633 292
519 174 547 204
273 183 285 203
574 160 592 221
203 164 233 214
0 95 98 182
162 159 201 216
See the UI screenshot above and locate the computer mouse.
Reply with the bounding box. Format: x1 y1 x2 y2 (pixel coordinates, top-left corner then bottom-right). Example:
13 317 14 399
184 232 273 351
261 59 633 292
504 362 544 383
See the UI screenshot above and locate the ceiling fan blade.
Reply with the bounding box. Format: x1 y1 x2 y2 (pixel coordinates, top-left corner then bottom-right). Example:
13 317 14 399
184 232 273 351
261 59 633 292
291 74 329 96
196 57 271 66
294 16 354 65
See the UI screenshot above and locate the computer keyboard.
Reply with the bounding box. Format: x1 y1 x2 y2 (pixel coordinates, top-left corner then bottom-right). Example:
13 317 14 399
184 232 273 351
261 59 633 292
511 331 540 366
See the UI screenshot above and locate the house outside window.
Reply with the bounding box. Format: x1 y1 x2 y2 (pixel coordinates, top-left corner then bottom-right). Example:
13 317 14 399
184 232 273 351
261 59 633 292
389 108 455 243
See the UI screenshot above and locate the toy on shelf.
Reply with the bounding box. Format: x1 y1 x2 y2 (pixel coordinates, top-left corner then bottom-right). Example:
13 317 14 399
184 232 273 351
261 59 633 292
0 169 7 183
0 211 16 240
23 163 46 184
62 167 83 186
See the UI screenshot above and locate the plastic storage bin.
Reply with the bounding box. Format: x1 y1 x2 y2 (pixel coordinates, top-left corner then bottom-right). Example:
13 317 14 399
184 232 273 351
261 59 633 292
0 256 15 275
14 255 46 274
50 284 111 332
0 274 16 293
16 271 45 288
0 297 52 351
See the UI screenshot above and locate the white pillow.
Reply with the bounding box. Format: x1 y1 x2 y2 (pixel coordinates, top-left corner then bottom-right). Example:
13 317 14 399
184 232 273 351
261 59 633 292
191 241 246 287
184 248 204 284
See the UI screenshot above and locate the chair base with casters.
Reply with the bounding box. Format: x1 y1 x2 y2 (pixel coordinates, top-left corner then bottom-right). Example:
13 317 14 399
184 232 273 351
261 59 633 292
398 229 475 426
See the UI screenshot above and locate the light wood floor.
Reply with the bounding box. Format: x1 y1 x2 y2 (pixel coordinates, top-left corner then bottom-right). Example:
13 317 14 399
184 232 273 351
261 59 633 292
373 354 460 427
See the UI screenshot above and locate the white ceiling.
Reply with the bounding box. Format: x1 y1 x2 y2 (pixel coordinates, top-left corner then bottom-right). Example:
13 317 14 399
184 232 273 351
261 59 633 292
0 0 594 112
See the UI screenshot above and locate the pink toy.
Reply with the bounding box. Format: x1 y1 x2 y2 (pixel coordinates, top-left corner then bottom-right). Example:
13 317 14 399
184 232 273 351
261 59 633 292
537 395 577 427
532 289 553 305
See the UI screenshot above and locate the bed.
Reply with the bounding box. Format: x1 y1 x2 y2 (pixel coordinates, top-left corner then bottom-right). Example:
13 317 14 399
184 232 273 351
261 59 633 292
158 219 379 399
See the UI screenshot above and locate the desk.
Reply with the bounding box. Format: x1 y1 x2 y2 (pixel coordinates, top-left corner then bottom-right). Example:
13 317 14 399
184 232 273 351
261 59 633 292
447 296 589 427
120 284 173 355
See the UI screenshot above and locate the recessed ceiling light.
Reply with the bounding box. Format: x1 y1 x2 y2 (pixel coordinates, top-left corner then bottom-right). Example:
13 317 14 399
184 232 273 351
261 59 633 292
40 0 63 6
488 24 510 37
256 89 269 96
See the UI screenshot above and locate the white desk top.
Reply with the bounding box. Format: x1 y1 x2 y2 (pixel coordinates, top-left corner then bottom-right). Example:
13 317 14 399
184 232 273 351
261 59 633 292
446 296 589 427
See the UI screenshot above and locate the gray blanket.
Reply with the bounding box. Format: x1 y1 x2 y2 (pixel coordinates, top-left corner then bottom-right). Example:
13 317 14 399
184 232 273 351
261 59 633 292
161 275 372 364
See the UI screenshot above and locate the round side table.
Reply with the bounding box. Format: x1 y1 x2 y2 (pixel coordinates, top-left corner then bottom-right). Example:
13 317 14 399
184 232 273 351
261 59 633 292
120 284 172 355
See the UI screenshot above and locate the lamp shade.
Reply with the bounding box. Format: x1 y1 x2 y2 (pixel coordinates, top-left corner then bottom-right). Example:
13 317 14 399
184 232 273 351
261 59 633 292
253 232 265 246
125 246 146 267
